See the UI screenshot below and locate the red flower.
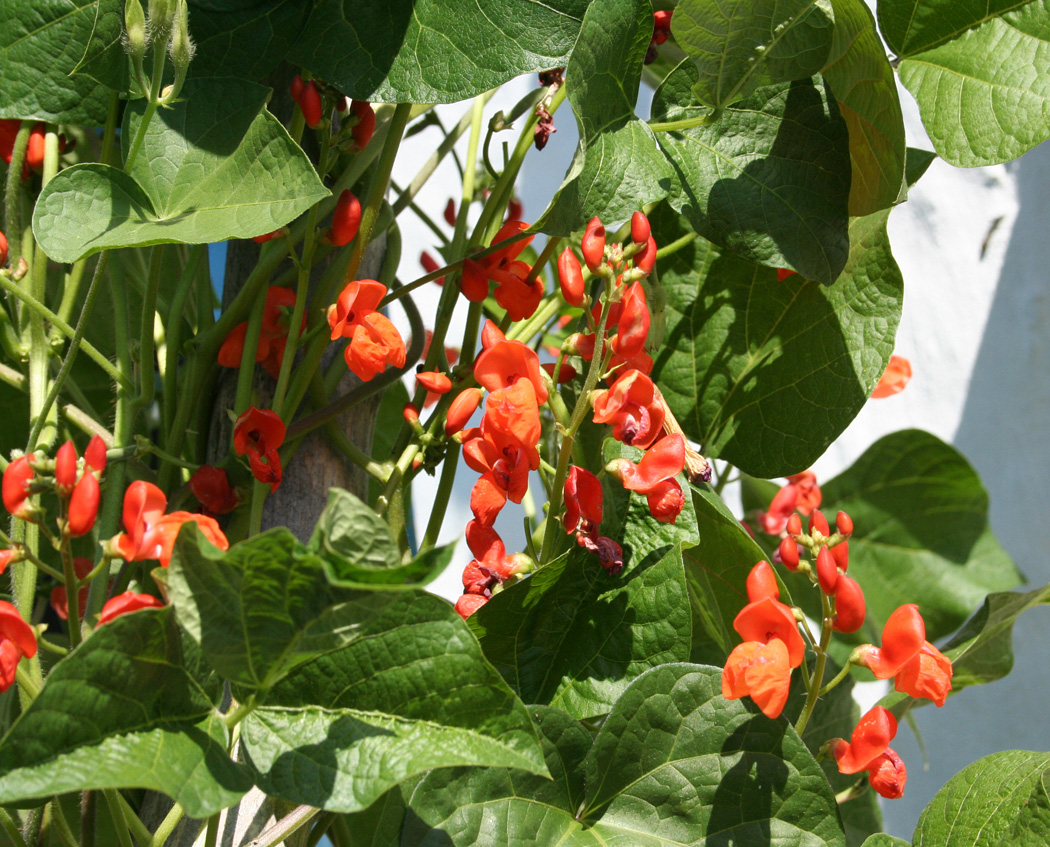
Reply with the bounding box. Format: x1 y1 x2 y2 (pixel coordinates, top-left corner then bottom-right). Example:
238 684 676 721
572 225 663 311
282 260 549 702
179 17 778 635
581 217 605 272
608 433 684 495
0 600 37 692
473 333 548 403
832 706 907 799
149 512 229 567
0 548 23 575
611 282 650 358
455 593 488 619
757 471 822 535
218 287 302 380
746 560 780 601
189 466 239 515
112 481 168 561
832 574 866 633
345 312 406 381
563 466 603 536
445 388 483 435
233 407 286 491
415 370 452 395
872 355 912 398
722 638 791 719
327 280 387 339
558 247 585 306
787 470 821 515
592 369 665 449
421 251 445 286
459 220 535 307
98 592 165 625
3 454 37 521
0 229 7 268
326 190 362 246
55 440 77 495
855 604 953 706
50 557 94 621
349 100 375 150
67 472 100 537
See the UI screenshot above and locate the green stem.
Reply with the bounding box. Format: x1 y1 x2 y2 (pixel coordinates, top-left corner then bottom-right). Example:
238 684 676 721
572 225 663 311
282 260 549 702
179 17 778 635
59 533 82 647
99 91 121 167
794 592 834 737
15 663 41 698
48 800 79 847
0 267 129 391
147 803 184 847
101 790 134 847
202 814 219 847
655 230 700 260
648 113 716 133
819 659 855 696
132 246 164 412
3 122 30 263
123 46 168 171
49 258 88 348
420 441 459 552
162 246 206 439
248 805 321 847
27 252 120 451
232 282 267 417
113 792 153 847
0 806 30 847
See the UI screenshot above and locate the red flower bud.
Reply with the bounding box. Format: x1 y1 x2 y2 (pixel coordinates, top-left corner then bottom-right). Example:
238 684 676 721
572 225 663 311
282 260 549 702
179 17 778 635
831 539 849 571
480 320 505 350
403 402 420 424
460 258 490 302
415 371 452 395
630 211 650 245
558 247 585 306
290 75 305 102
634 235 657 274
746 561 779 602
349 100 375 150
581 217 605 272
816 546 839 594
444 199 457 227
327 190 361 247
542 360 577 384
3 455 35 520
188 466 238 516
54 441 77 496
84 435 107 474
832 574 865 633
777 268 797 281
778 536 800 571
786 513 803 536
836 510 853 535
0 229 7 268
253 228 284 244
809 508 829 537
446 388 483 435
507 197 523 221
298 79 323 128
67 472 100 537
563 466 603 535
613 281 650 358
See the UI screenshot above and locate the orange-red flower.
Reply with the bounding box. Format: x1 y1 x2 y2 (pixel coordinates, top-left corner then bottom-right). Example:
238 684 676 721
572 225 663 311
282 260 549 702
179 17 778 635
872 355 912 398
563 466 603 536
832 706 907 799
327 280 407 381
98 591 165 625
0 600 36 692
757 470 821 535
149 512 229 567
786 470 821 515
233 407 286 492
2 454 37 521
112 481 168 561
611 282 650 358
592 369 665 449
189 466 239 516
460 221 539 318
473 330 548 404
855 604 953 706
218 287 302 380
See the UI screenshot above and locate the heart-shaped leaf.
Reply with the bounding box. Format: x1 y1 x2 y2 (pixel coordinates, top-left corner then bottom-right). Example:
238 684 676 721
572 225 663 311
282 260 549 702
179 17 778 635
649 204 903 478
653 62 852 283
0 607 250 817
33 77 328 262
287 0 589 103
879 0 1050 166
672 0 835 107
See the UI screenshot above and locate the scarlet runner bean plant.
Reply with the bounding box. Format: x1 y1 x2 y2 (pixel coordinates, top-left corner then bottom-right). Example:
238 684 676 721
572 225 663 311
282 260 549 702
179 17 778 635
0 1 1044 846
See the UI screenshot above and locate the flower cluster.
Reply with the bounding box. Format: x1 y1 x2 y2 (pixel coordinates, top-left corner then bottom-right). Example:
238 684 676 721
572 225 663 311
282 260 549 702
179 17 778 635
233 407 286 492
327 279 407 382
721 504 954 799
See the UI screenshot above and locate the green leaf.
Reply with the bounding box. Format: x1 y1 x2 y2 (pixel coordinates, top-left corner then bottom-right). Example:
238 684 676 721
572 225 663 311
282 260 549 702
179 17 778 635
672 0 835 107
879 0 1050 166
0 607 250 817
407 666 846 846
189 0 311 81
539 0 673 235
239 591 548 812
653 63 852 283
0 0 111 123
819 430 1023 644
71 0 127 91
942 583 1050 693
402 706 597 846
287 0 589 103
32 78 328 263
684 483 773 658
649 204 903 478
913 751 1050 847
860 837 911 847
469 545 692 720
369 380 410 506
821 0 906 215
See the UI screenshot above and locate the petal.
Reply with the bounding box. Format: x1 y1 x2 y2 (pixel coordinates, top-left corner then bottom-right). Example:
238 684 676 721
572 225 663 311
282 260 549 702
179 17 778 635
746 561 780 602
835 706 897 774
867 748 907 799
894 642 953 706
733 597 805 668
742 639 792 718
865 604 925 679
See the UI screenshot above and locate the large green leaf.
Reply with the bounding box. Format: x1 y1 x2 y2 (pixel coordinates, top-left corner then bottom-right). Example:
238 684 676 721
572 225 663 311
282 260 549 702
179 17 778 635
71 0 126 91
913 751 1050 847
822 0 906 214
406 665 847 847
650 204 903 478
469 545 692 720
819 430 1023 644
653 62 852 283
189 0 311 81
0 0 111 123
539 0 673 235
0 607 250 817
942 582 1050 694
879 0 1050 167
239 590 548 812
672 0 835 107
32 78 328 263
287 0 589 103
